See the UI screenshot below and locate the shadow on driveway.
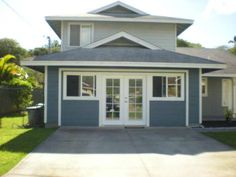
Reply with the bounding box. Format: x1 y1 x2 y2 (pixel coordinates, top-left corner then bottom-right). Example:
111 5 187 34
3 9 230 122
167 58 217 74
2 127 233 155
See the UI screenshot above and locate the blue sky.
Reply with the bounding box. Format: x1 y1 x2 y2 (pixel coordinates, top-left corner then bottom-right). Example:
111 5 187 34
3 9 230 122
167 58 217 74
0 0 235 49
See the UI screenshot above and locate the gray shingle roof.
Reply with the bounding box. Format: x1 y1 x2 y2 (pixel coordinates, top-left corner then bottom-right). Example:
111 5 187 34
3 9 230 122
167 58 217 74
32 47 223 65
176 48 236 76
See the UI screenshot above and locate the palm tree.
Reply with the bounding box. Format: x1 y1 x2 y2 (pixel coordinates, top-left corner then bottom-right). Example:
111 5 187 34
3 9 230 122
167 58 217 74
228 36 236 44
0 54 27 85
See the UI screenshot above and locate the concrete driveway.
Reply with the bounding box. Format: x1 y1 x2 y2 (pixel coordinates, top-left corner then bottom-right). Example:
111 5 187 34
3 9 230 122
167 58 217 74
4 128 236 177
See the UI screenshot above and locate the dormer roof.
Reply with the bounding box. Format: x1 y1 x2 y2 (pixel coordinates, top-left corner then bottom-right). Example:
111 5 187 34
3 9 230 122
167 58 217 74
89 1 148 16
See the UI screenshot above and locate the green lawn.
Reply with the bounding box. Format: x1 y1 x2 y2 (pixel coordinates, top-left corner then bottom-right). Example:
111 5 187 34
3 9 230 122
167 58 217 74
203 131 236 149
0 114 56 176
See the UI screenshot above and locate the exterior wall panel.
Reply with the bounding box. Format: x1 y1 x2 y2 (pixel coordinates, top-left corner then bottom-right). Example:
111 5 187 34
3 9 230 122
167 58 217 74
61 100 99 126
188 69 200 125
202 77 225 120
46 67 200 127
150 101 186 126
46 67 59 127
62 21 175 51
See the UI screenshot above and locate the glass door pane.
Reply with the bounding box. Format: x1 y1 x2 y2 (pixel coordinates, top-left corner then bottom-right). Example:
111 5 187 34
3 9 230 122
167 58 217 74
128 79 143 120
106 79 120 120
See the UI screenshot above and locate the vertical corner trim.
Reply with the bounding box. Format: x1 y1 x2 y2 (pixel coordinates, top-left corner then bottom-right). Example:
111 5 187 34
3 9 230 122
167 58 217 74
44 66 48 123
58 68 62 126
199 69 202 124
185 70 189 126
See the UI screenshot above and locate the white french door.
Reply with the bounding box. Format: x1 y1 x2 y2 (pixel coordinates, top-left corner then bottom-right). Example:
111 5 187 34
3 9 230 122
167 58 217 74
102 75 146 126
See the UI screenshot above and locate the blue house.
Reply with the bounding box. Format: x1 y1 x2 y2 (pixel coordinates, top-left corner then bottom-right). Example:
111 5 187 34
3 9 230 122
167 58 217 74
22 1 226 127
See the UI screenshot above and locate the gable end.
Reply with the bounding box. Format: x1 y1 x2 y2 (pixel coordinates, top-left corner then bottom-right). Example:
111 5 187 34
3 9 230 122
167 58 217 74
89 1 148 16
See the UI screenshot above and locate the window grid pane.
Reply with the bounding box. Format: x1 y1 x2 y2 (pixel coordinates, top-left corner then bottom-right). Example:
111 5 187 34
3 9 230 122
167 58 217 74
129 79 143 120
70 25 80 46
106 79 120 120
153 75 182 98
82 76 94 96
67 75 80 96
66 74 96 97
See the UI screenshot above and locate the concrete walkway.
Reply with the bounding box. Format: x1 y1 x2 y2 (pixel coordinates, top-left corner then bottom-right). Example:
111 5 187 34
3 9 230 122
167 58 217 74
4 128 236 177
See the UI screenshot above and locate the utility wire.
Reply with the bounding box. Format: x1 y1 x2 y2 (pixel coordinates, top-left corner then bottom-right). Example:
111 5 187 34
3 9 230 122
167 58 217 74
1 0 31 25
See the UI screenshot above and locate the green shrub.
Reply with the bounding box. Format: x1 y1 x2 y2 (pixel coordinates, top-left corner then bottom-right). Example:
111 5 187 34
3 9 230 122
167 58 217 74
224 107 233 121
5 78 33 111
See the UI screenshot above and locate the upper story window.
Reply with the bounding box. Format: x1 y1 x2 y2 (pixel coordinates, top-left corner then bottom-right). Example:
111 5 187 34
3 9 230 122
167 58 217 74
202 78 208 97
152 73 184 101
69 23 93 47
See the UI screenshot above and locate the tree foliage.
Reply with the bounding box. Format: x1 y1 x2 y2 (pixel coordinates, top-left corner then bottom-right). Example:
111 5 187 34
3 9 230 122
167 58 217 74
228 36 236 55
177 38 203 48
0 55 27 85
29 40 61 56
0 38 28 61
0 55 33 111
29 47 48 56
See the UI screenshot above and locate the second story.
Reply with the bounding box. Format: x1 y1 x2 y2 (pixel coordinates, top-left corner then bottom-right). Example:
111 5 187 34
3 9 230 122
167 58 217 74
46 1 193 51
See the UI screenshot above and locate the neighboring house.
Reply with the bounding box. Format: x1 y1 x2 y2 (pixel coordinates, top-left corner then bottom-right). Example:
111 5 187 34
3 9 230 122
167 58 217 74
177 48 236 120
22 1 226 127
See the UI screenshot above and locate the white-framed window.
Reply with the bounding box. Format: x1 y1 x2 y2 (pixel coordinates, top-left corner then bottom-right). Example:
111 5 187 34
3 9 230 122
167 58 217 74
202 78 208 97
152 73 184 101
64 72 96 100
68 23 93 47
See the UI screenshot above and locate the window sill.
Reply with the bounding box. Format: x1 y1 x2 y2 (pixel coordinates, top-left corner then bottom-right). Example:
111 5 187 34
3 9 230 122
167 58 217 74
63 97 99 101
149 98 185 101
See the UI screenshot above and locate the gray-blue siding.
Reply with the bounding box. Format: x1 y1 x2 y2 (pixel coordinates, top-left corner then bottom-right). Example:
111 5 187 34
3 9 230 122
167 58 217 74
150 101 186 126
202 77 226 120
150 69 200 126
188 69 200 125
46 67 200 127
46 67 59 127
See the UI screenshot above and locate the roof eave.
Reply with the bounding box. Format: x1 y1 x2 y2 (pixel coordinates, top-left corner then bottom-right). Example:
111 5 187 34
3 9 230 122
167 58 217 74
203 73 236 77
21 60 226 70
45 16 193 24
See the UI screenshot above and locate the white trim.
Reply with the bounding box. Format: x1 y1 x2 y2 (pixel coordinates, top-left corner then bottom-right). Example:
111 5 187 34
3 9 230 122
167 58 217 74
199 69 202 124
174 24 177 49
55 68 191 73
233 78 236 116
63 72 97 100
89 1 148 15
44 66 48 124
68 22 94 47
185 70 189 126
21 60 226 69
45 16 193 24
222 78 233 109
203 73 236 77
58 69 62 126
101 75 147 126
85 31 160 50
150 73 185 101
146 76 151 127
61 21 64 51
201 77 208 97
